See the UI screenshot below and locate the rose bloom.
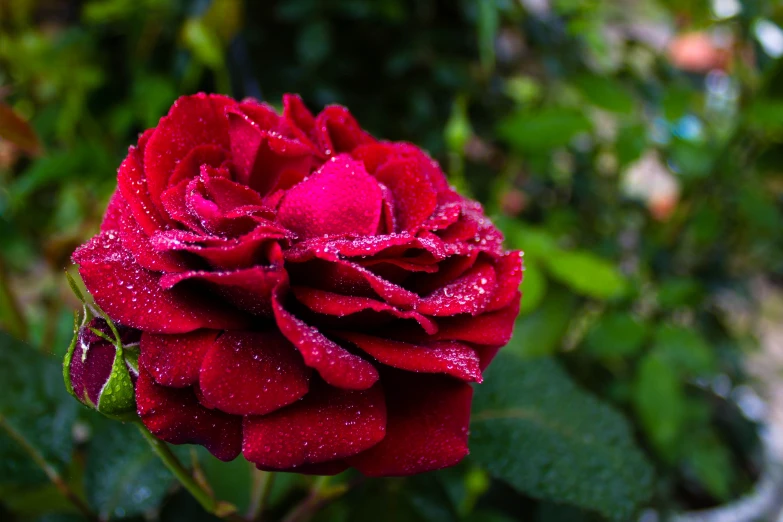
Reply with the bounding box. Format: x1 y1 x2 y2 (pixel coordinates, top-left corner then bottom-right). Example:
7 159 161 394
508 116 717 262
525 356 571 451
72 94 522 476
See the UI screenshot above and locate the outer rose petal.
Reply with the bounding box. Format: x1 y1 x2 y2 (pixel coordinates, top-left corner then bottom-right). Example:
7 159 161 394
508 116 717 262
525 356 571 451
136 368 242 461
118 203 187 273
199 331 310 416
416 262 497 316
117 146 168 234
70 324 119 405
242 379 386 470
277 155 382 239
272 286 379 390
486 251 524 312
73 232 250 334
160 265 285 317
291 286 437 334
337 332 482 382
144 93 235 212
140 330 217 388
433 297 520 350
282 94 317 141
100 190 125 232
262 461 349 476
348 373 472 477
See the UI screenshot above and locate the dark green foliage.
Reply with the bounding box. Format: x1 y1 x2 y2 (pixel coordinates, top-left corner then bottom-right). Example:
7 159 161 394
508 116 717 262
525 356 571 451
0 332 78 487
471 352 654 520
84 417 175 520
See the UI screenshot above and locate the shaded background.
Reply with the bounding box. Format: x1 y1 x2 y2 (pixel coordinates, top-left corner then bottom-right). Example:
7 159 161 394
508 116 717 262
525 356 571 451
2 0 783 521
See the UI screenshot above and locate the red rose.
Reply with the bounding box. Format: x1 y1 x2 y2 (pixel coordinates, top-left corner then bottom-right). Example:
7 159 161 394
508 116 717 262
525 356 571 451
72 93 522 476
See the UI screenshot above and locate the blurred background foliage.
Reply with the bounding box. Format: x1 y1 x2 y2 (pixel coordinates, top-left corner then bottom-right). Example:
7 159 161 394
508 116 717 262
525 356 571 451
2 0 783 521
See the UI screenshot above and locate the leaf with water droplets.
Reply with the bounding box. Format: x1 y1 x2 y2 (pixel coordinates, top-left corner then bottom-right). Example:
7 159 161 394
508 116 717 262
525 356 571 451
84 415 175 519
0 332 78 487
471 352 654 521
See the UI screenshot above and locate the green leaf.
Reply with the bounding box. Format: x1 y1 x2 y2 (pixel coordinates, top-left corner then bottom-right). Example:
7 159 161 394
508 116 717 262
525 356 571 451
573 75 634 115
662 86 695 121
0 332 78 487
652 325 715 377
633 352 685 460
512 226 560 258
182 18 225 69
684 431 734 501
520 258 547 314
471 353 654 520
656 278 702 309
615 123 647 167
506 289 576 357
84 416 174 519
95 344 136 416
544 251 627 300
444 96 472 154
0 482 76 517
745 99 783 134
497 109 591 152
584 312 648 359
477 0 498 72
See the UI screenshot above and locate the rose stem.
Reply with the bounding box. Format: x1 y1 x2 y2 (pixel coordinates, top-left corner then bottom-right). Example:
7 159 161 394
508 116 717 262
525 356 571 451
0 415 97 522
246 467 276 521
134 421 224 516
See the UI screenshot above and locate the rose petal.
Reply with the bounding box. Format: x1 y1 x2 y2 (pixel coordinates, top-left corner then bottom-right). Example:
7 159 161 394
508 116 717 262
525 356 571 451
73 232 248 333
169 144 229 186
101 190 125 232
486 251 523 312
117 146 168 234
284 233 446 263
314 105 375 155
160 179 201 231
144 94 235 213
374 158 437 232
199 331 310 416
160 265 285 316
227 108 313 196
277 155 382 239
352 142 449 193
432 297 520 351
348 372 472 477
337 332 481 382
283 94 316 138
291 286 437 334
136 367 242 461
273 284 379 390
140 330 217 388
410 252 478 297
422 202 462 232
257 461 349 475
238 99 282 130
118 203 187 273
70 325 117 405
242 379 385 469
416 262 496 316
